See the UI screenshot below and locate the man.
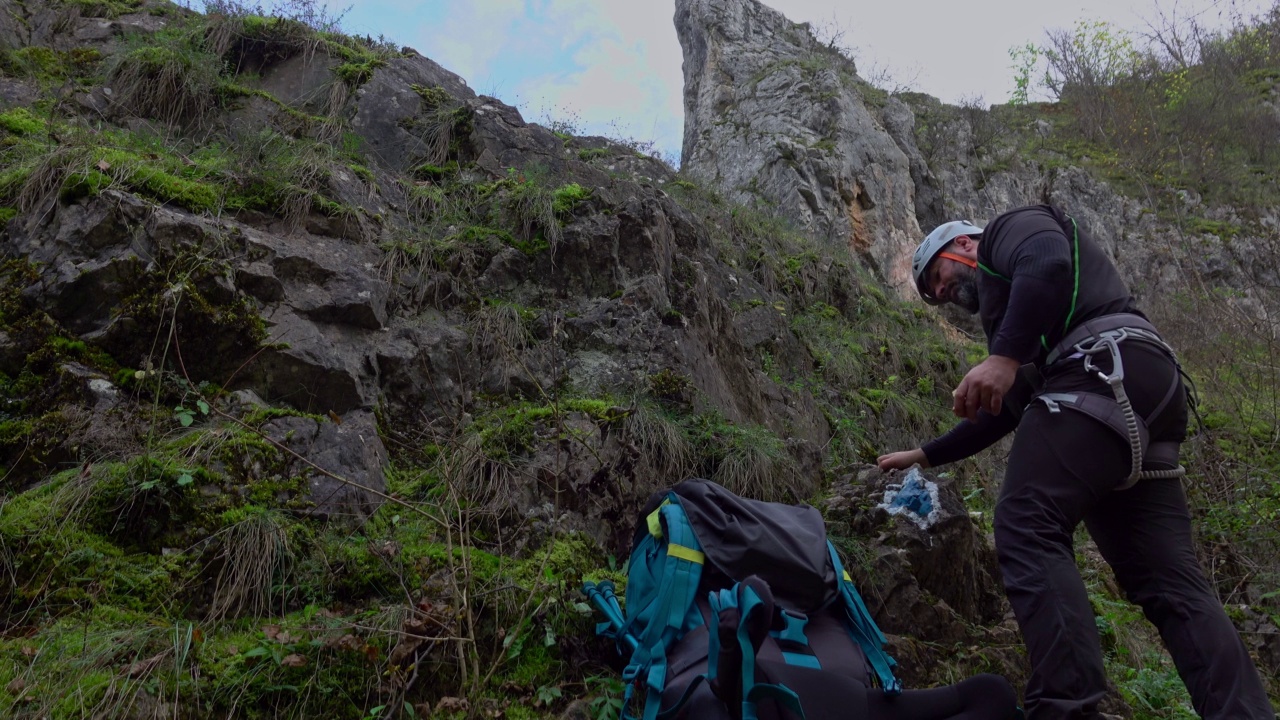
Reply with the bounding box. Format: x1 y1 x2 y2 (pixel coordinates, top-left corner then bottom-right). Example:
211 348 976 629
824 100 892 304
878 205 1274 719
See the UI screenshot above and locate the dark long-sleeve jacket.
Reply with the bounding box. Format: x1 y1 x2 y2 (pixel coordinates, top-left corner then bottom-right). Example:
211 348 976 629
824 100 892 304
923 205 1143 466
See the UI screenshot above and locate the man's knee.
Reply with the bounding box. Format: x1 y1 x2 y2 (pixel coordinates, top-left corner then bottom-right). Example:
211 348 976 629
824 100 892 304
994 492 1071 553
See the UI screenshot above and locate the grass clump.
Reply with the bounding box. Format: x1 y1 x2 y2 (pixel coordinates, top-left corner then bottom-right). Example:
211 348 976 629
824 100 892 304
60 0 146 18
333 56 386 87
400 88 472 169
472 398 627 460
685 412 809 502
208 507 298 620
0 118 354 226
229 128 353 228
102 24 223 128
383 168 586 308
500 168 583 252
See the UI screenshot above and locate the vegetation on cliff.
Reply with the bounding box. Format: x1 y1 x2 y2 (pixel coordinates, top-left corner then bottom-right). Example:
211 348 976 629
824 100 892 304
0 1 1276 718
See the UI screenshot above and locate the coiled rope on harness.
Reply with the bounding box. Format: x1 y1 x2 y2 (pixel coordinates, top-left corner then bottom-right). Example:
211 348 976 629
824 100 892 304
1070 326 1187 487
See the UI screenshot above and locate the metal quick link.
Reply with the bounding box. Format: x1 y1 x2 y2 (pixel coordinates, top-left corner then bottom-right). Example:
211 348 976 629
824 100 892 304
1072 327 1186 489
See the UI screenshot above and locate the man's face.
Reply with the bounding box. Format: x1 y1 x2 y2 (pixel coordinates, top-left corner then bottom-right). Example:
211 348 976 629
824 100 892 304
927 254 980 314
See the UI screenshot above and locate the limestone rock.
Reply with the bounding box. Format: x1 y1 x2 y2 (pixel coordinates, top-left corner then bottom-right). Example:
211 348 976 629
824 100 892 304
261 409 388 520
351 55 477 173
676 0 921 292
823 465 1006 630
0 2 28 50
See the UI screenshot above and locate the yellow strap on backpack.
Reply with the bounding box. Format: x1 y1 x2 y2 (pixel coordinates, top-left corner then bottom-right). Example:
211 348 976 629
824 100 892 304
646 500 671 538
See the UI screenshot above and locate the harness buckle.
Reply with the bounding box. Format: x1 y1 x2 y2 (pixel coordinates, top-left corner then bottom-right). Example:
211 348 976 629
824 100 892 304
1064 327 1186 488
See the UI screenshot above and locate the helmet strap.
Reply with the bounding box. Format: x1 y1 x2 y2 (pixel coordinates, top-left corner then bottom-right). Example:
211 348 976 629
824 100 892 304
938 251 977 269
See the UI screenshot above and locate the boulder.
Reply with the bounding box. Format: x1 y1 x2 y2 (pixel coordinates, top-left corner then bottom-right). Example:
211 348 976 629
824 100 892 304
261 409 387 520
823 465 1007 630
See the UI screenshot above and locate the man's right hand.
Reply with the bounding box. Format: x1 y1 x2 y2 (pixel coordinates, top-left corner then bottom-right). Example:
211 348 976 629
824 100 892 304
876 448 929 471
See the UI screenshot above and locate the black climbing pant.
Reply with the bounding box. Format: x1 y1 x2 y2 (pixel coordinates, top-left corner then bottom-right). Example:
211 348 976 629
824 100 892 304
865 674 1019 720
994 342 1275 719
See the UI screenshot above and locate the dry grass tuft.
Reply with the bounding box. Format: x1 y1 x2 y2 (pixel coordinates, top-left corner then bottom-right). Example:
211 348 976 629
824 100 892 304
15 144 88 212
103 38 220 129
712 431 809 503
208 510 295 621
437 434 518 513
624 403 692 486
472 303 531 356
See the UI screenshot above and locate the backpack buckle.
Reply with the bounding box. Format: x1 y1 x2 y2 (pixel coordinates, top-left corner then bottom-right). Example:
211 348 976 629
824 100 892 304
777 609 809 646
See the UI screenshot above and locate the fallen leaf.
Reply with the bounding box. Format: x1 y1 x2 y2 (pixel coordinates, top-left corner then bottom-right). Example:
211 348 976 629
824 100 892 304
435 697 469 712
6 677 25 694
20 646 35 657
97 159 111 172
280 654 307 667
327 634 363 652
262 625 281 641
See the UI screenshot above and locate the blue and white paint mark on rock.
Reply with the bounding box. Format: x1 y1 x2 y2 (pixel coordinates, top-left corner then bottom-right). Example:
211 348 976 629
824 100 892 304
880 467 942 530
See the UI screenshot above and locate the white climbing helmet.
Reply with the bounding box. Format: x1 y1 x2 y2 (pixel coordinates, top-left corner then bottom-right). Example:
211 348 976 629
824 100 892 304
912 220 984 304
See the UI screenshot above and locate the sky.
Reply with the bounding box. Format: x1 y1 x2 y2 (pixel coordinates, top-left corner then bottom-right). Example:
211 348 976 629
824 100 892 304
309 0 1271 164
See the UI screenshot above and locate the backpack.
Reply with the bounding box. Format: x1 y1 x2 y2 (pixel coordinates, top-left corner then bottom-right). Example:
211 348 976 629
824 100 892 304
583 478 901 720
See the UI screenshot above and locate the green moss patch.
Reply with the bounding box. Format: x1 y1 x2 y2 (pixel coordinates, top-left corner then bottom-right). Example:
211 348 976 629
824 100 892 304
471 398 627 459
334 57 386 87
551 182 590 214
0 46 102 82
0 108 45 136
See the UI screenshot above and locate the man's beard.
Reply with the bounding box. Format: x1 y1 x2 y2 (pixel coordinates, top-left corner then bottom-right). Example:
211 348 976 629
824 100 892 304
952 270 980 314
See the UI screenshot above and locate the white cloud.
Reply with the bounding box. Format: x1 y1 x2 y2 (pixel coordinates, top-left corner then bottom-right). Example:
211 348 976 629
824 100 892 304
490 1 685 158
428 0 524 86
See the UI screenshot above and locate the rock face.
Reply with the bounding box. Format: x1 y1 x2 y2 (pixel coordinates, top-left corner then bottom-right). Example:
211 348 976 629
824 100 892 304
0 3 851 525
262 410 388 519
676 0 922 291
675 0 1280 325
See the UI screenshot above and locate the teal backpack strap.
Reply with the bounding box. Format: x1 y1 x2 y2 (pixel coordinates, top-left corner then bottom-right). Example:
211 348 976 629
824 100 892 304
709 580 805 720
827 542 901 695
622 499 706 720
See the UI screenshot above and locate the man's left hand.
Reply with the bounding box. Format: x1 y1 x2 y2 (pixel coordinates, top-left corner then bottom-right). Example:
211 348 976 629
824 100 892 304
952 355 1021 421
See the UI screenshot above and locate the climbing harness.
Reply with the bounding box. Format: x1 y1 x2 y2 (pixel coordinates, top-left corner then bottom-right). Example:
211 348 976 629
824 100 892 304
1036 313 1194 490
